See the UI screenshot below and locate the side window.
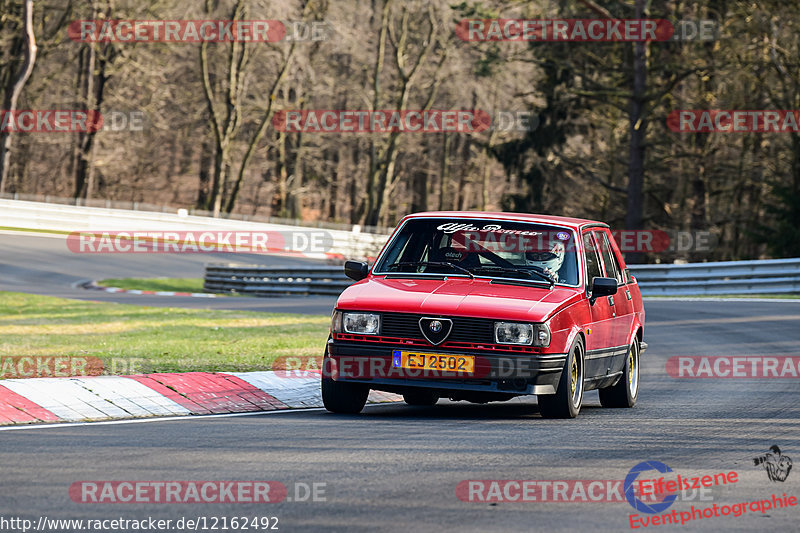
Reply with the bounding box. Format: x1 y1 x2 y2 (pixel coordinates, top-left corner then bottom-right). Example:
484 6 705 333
595 231 624 285
582 233 602 287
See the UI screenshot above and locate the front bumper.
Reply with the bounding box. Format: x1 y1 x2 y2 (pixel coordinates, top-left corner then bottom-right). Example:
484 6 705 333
327 340 567 395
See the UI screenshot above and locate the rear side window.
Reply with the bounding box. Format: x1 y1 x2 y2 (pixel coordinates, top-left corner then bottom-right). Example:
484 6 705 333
582 233 602 287
595 231 624 285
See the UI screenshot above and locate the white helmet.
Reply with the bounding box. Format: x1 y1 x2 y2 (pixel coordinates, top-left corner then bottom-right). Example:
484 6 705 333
525 240 565 280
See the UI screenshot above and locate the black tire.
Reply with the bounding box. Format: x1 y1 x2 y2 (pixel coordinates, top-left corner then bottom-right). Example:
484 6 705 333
321 376 369 414
599 339 639 408
538 336 585 419
403 389 439 406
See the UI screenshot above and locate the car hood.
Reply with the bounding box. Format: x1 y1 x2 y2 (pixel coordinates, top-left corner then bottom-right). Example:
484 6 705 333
336 276 582 322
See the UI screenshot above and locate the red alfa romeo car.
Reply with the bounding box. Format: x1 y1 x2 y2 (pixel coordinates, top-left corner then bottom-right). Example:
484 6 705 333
321 212 647 418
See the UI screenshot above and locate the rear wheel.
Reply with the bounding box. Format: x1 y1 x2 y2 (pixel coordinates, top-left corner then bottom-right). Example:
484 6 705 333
321 376 369 414
403 389 439 406
599 339 639 408
538 337 584 419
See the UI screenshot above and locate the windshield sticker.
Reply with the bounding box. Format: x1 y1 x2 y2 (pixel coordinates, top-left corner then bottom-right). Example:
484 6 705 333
441 250 466 262
436 222 541 236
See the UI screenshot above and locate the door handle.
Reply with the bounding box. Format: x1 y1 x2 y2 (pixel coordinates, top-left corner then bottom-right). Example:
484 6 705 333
607 295 615 306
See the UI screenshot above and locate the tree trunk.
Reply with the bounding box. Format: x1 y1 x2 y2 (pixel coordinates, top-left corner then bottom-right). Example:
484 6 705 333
363 0 391 226
273 130 288 217
624 0 647 263
80 44 110 200
454 134 471 210
376 131 401 225
438 132 451 210
411 167 428 212
327 148 339 220
0 0 37 194
196 139 212 209
350 142 363 224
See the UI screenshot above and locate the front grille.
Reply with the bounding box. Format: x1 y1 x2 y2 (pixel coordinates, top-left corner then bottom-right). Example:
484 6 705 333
333 333 539 354
381 312 495 344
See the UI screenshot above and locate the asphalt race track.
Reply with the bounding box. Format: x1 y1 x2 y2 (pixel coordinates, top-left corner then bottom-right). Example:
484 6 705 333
0 232 338 314
1 231 799 532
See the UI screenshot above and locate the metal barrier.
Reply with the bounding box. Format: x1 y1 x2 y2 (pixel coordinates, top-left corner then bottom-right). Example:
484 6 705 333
203 264 352 296
0 198 389 260
630 258 800 295
7 197 796 297
0 192 392 234
204 258 800 297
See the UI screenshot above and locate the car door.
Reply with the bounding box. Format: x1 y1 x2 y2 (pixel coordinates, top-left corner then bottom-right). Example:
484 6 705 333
581 231 615 378
594 229 634 382
593 229 634 375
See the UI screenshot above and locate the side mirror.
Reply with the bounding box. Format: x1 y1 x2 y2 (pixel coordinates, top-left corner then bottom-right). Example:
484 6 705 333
589 276 617 305
344 260 369 281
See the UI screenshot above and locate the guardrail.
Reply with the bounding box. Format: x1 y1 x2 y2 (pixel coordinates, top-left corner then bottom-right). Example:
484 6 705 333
203 264 352 296
630 258 800 295
204 258 800 297
6 197 795 296
0 198 389 260
0 192 392 234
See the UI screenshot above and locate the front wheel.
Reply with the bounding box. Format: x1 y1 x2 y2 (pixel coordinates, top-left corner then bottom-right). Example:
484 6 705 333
321 376 369 414
598 339 639 408
538 337 585 419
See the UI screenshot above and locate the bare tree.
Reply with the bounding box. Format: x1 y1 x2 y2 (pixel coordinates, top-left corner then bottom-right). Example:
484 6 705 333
199 0 311 216
362 2 448 226
72 0 117 200
0 0 36 194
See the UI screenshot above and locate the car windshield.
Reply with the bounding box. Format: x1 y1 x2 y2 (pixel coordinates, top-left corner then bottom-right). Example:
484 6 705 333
374 218 580 286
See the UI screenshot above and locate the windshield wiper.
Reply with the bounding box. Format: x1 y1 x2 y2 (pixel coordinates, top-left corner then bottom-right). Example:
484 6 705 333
388 261 474 279
470 266 554 287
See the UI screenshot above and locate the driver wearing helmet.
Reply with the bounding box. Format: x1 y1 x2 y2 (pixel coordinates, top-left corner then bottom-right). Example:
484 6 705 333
525 239 565 282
